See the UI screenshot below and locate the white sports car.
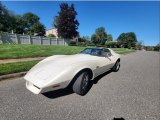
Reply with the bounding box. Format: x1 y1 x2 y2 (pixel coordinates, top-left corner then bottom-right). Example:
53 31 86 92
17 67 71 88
24 47 120 95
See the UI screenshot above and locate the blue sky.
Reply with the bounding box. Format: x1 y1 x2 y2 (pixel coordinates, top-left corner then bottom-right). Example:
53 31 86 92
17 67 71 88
2 1 160 46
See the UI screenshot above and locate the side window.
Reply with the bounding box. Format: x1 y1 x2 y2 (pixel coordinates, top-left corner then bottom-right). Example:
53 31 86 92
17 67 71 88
91 49 103 56
104 48 112 57
104 48 110 52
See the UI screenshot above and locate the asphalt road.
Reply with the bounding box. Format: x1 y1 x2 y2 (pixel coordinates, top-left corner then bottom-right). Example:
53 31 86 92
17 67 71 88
0 51 159 120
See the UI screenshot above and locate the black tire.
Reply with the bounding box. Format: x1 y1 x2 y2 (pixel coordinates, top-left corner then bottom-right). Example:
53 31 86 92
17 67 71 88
72 72 90 96
112 60 120 72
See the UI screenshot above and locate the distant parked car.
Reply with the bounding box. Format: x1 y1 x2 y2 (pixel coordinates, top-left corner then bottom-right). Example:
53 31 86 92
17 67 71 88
24 47 120 95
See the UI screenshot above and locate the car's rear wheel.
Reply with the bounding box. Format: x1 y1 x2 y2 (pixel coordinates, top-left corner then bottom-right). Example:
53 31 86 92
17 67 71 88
112 60 120 72
72 72 90 96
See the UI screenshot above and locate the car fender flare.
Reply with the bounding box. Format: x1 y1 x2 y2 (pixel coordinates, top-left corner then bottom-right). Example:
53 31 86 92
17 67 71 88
67 67 95 88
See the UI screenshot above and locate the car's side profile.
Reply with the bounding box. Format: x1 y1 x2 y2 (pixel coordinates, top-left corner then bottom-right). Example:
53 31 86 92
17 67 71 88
24 47 120 96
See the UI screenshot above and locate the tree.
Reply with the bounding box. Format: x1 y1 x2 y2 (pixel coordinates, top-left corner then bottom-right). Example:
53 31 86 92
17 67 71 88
117 33 126 47
12 15 25 34
0 3 45 35
54 3 79 39
107 34 113 41
0 3 14 32
22 12 45 35
77 37 88 46
0 2 26 33
31 22 45 36
91 27 107 45
95 27 107 44
136 41 143 50
126 32 137 48
154 44 160 51
91 34 99 45
117 32 137 48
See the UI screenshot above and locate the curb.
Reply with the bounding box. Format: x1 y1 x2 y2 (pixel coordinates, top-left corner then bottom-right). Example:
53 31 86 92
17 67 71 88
0 72 27 81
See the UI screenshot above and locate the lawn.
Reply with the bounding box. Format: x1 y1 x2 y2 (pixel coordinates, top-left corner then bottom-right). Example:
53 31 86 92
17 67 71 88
0 60 39 76
112 48 135 54
0 44 86 59
0 44 136 76
0 44 135 59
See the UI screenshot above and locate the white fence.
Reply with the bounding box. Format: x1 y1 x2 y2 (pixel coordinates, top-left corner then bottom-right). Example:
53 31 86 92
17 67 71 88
0 33 69 46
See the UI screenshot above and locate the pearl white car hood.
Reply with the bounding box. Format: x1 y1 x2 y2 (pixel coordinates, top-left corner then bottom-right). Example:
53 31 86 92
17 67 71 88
24 54 100 87
36 54 99 78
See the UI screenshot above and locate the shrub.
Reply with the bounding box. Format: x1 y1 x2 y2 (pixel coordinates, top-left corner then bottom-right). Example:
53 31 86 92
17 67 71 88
87 43 95 46
69 41 77 46
154 46 160 51
144 46 154 51
47 34 56 38
105 41 117 48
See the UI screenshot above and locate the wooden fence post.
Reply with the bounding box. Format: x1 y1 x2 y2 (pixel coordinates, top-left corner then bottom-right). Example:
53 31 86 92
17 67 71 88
29 35 32 44
56 38 58 45
40 36 42 45
15 34 21 44
0 33 2 43
15 34 18 44
63 38 65 45
50 38 51 45
76 38 78 46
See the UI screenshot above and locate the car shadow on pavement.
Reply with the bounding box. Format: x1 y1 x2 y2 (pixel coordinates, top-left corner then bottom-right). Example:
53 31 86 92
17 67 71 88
42 88 74 99
113 118 125 120
92 70 112 84
43 70 112 99
83 70 112 96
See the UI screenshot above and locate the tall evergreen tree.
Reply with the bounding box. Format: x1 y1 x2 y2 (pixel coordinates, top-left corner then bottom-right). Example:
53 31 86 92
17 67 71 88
54 3 79 39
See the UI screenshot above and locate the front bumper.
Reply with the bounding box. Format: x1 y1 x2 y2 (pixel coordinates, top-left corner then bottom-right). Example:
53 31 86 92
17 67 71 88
26 81 41 94
26 80 69 94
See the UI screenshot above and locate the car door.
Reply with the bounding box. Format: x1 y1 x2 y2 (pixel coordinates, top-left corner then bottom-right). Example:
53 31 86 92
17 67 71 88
94 55 113 76
100 56 113 72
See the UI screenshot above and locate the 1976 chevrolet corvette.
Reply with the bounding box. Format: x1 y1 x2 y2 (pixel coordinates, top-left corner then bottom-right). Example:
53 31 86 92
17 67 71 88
24 47 120 95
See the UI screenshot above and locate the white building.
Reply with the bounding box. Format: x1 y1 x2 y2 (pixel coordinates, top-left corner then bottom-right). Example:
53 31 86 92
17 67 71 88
46 28 58 38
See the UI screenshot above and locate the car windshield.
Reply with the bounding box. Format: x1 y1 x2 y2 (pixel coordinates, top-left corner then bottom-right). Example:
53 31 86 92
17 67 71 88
80 48 103 56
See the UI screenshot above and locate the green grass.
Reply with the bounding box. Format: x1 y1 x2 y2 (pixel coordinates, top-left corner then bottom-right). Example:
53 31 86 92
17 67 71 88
0 45 136 76
112 48 135 54
0 60 39 76
0 44 86 59
0 44 136 59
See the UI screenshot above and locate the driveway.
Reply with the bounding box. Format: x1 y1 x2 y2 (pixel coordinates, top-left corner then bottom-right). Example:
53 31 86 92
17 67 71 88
0 51 159 120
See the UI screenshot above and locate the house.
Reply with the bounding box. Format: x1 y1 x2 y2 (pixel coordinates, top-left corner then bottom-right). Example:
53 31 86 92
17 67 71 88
45 28 58 38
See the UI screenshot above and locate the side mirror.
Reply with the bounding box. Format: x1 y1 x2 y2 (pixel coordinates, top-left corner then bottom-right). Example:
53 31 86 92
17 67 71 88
102 52 107 57
103 52 111 58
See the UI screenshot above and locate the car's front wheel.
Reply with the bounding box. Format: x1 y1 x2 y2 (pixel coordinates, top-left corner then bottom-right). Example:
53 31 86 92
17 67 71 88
112 60 120 72
72 72 90 96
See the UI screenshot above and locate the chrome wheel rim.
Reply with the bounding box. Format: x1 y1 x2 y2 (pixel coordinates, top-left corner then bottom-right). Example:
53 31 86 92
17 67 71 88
116 62 120 70
82 74 89 91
